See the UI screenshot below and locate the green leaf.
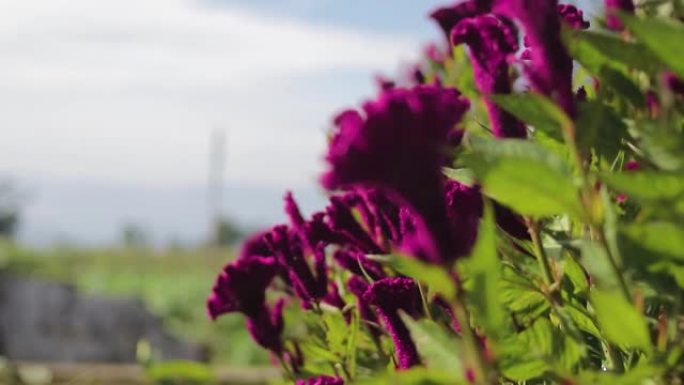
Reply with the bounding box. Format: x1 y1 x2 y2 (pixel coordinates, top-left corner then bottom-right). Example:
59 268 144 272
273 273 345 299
401 315 463 375
443 167 475 187
563 256 590 295
621 14 684 77
565 29 661 74
622 221 684 262
601 172 684 203
591 290 652 352
576 101 628 161
490 93 570 141
465 138 583 219
359 367 464 385
465 202 505 335
388 255 457 298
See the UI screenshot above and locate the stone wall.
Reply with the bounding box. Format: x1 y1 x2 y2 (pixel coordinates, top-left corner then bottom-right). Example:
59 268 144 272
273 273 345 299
0 271 205 362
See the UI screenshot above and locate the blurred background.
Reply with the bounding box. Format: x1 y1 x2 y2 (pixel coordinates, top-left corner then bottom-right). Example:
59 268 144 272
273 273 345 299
0 0 595 383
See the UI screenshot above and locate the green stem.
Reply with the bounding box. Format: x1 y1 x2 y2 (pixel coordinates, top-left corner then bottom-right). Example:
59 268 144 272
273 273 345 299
452 297 492 385
525 218 555 288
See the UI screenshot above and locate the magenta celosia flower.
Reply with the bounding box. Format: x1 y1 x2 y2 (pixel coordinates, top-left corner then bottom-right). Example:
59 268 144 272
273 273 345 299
326 195 384 254
237 231 272 260
451 14 526 138
494 203 530 240
207 257 285 353
265 225 327 306
296 376 344 385
605 0 635 30
207 256 278 319
347 276 382 339
333 249 386 280
323 282 346 311
364 277 423 369
645 90 660 118
445 181 484 257
347 188 404 248
664 71 684 96
285 192 340 250
246 299 285 353
321 85 470 263
430 0 493 38
495 0 576 117
557 4 590 30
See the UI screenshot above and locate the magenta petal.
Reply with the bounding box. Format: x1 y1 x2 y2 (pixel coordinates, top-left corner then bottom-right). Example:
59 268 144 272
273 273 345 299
364 278 423 369
451 14 526 138
207 256 277 320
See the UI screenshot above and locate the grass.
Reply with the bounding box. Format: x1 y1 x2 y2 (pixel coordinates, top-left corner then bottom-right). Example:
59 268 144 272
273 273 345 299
0 240 269 366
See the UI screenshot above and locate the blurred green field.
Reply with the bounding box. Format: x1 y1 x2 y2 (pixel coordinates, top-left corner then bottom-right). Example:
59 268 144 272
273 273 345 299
0 240 269 366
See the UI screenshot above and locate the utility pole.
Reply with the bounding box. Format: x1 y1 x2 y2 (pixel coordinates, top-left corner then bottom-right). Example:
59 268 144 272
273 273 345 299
208 129 226 248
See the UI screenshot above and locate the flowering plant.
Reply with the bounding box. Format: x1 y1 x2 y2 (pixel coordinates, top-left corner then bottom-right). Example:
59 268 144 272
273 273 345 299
208 1 684 384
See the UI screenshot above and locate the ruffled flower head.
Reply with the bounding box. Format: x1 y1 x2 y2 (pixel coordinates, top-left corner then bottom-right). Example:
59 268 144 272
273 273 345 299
246 299 286 353
451 14 526 138
321 85 470 263
495 0 577 117
664 71 684 96
207 256 278 319
445 181 484 257
558 4 590 30
430 0 493 38
605 0 635 31
364 277 423 369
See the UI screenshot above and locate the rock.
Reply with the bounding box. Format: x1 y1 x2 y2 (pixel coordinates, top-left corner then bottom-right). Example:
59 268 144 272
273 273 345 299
0 270 205 363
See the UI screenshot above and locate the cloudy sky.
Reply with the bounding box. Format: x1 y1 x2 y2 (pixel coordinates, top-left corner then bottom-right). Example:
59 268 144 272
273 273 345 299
0 0 455 246
0 0 596 247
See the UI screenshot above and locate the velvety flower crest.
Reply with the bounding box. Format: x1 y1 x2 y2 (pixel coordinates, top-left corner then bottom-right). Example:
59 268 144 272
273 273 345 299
451 14 527 138
495 0 577 116
364 277 423 369
430 0 493 38
321 85 470 263
207 256 278 320
605 0 635 30
557 4 590 30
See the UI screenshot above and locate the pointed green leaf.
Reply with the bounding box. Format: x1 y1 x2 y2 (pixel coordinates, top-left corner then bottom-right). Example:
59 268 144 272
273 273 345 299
465 138 583 219
402 315 463 374
591 290 652 352
621 14 684 77
622 221 684 262
490 93 570 141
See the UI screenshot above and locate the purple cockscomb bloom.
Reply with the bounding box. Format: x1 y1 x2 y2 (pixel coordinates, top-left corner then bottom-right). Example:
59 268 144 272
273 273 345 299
246 299 286 353
333 249 386 280
451 14 526 138
495 0 576 117
664 71 684 96
296 376 344 385
237 231 272 260
605 0 635 31
364 277 423 369
430 0 493 38
207 256 278 319
445 181 484 257
558 4 590 30
323 282 346 311
265 225 327 306
285 192 340 250
326 195 384 254
321 85 470 263
207 257 285 353
347 276 382 339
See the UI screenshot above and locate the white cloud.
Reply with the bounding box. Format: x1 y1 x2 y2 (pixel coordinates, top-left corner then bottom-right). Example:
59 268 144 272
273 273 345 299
0 0 420 188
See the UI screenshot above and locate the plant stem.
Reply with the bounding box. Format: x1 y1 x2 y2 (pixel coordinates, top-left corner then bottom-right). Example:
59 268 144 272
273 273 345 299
452 296 492 385
525 217 555 288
